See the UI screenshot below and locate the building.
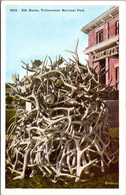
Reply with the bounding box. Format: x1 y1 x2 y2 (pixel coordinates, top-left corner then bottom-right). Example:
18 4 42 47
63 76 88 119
81 6 119 89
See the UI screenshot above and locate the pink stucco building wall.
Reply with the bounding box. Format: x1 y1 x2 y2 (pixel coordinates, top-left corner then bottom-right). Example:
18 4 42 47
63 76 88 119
87 16 119 87
88 16 119 48
108 16 119 37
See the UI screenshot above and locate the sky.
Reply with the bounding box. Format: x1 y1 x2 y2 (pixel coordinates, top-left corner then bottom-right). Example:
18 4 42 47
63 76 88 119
5 3 113 82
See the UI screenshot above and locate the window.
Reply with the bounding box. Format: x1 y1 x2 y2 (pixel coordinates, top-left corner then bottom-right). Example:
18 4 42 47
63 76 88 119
115 21 119 35
96 30 103 44
115 67 119 90
116 67 119 81
99 59 106 84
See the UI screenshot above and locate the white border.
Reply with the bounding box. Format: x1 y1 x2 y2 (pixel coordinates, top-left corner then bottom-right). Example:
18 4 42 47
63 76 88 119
0 1 122 6
1 1 126 195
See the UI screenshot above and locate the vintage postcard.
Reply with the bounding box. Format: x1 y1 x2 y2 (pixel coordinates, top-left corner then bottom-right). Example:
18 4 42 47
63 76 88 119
1 1 126 195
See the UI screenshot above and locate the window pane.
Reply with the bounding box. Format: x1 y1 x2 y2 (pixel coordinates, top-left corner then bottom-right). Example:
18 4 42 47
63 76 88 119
96 30 103 44
115 21 119 35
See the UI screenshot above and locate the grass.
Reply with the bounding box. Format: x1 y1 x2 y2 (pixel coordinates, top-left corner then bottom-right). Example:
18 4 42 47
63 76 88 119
6 173 119 188
6 162 119 188
109 127 119 137
5 108 119 188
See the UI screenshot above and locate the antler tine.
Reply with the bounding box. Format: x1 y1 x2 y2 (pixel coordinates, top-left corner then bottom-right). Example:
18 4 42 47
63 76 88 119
75 39 79 61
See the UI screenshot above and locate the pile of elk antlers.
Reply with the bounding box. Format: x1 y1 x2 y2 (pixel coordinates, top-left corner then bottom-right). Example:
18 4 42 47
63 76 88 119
6 40 118 183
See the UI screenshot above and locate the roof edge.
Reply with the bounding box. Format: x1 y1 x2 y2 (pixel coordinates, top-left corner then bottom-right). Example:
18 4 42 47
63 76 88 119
81 6 119 34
